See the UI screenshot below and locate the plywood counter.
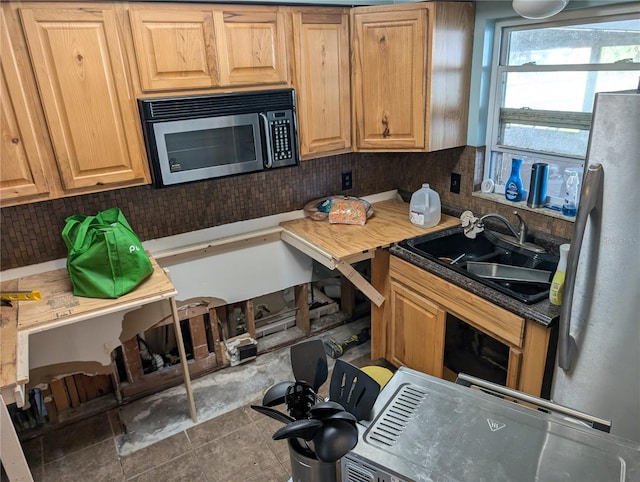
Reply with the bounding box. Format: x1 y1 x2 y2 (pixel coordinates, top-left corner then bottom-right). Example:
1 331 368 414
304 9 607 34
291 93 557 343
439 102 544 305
280 198 459 357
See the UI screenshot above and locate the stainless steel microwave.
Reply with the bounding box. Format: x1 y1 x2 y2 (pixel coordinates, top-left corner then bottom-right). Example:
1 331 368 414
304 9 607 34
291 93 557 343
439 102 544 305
138 89 299 187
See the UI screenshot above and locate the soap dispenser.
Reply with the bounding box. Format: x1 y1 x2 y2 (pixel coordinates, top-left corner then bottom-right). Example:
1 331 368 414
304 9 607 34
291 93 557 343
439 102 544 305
549 244 570 305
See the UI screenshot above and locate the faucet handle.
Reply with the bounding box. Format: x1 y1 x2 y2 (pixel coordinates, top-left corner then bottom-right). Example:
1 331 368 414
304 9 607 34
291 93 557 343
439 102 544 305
512 211 528 243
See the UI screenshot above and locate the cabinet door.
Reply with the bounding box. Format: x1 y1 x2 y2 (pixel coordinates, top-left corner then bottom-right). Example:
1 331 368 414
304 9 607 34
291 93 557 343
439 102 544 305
291 9 351 159
351 7 426 150
129 7 218 91
389 280 445 377
20 7 149 191
0 9 52 205
214 7 287 86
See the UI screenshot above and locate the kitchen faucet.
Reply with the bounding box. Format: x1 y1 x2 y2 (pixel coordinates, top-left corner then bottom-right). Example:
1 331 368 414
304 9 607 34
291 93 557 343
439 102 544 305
478 211 528 245
460 209 545 252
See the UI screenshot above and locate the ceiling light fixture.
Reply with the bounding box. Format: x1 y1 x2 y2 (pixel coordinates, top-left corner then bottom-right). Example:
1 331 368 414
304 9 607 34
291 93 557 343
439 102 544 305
512 0 569 19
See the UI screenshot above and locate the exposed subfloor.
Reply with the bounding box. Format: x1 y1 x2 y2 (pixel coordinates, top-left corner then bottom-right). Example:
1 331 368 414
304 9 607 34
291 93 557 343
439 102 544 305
4 317 389 482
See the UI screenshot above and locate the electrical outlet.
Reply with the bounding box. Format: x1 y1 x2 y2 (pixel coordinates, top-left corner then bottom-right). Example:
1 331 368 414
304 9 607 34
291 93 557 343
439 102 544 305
342 171 353 190
450 173 461 194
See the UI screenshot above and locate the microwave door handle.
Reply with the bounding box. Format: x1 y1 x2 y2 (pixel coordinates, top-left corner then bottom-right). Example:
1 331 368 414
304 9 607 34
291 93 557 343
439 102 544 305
259 113 273 168
558 163 603 371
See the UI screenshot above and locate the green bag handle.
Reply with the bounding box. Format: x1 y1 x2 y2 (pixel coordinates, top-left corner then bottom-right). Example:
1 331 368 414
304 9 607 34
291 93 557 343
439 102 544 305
96 207 136 234
62 208 136 252
62 215 94 252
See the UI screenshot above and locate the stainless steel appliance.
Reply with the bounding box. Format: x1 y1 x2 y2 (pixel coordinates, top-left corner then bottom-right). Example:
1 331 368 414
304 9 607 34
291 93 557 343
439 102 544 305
342 368 640 482
139 89 299 187
551 90 640 442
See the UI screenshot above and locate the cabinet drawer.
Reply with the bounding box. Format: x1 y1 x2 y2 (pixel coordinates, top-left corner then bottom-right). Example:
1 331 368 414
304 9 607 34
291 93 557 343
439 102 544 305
390 256 525 348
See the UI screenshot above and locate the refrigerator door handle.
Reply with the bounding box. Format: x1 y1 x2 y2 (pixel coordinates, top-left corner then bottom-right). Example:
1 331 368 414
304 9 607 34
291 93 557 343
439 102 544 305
558 163 604 370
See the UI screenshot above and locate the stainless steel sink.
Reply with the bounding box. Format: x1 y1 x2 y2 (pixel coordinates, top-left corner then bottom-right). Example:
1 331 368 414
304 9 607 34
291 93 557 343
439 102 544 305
399 227 559 304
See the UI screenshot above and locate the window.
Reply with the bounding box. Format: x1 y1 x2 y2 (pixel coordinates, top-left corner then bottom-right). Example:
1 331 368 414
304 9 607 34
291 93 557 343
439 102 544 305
485 7 639 207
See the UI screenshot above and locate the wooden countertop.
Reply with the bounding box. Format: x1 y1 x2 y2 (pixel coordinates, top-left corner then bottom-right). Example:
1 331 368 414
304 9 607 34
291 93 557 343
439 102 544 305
280 198 459 306
280 198 459 260
0 255 176 400
16 255 176 334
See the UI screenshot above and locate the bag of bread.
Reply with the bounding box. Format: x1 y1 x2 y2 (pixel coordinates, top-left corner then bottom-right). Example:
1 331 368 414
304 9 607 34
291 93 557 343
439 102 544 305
328 198 368 225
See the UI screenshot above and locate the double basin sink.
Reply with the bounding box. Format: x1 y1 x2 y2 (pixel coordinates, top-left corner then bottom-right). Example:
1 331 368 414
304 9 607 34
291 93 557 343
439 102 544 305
398 227 559 304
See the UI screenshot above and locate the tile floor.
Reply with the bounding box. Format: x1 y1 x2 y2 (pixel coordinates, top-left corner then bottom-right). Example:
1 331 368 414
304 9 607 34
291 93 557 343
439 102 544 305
6 346 385 482
17 401 294 482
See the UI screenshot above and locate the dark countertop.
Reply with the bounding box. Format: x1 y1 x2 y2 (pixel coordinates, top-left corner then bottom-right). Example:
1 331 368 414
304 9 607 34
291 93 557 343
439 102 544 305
390 243 561 328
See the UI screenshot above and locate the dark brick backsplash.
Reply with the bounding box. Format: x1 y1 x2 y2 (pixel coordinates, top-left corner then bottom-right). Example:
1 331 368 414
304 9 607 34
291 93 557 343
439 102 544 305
0 146 574 271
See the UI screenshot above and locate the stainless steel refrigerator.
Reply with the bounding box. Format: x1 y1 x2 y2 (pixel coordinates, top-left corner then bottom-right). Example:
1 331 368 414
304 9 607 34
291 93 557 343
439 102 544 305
551 90 640 442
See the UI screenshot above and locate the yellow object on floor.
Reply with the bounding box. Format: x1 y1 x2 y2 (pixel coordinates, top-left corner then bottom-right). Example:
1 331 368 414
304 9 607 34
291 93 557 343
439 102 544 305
361 365 393 388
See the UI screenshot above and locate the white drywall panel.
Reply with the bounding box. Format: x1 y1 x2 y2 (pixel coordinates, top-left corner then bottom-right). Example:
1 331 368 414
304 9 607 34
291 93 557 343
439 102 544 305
162 240 313 304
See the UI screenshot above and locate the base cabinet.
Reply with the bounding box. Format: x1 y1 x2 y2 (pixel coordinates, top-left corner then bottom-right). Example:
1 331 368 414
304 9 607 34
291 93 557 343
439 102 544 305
389 280 445 376
387 256 552 397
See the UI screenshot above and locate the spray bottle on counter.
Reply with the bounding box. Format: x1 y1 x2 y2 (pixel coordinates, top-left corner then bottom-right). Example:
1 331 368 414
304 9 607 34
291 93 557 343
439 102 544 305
505 158 526 202
549 243 570 305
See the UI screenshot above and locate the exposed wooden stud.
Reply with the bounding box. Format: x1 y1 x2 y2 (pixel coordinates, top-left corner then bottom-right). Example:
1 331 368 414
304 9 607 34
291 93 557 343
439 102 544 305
244 300 256 339
73 374 88 403
64 375 81 408
294 283 310 334
49 379 69 412
40 385 58 424
340 275 356 317
209 308 224 364
189 314 209 360
122 337 144 383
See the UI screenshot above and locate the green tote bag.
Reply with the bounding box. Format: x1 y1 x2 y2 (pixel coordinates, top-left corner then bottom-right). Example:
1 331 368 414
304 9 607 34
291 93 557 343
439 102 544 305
62 208 154 298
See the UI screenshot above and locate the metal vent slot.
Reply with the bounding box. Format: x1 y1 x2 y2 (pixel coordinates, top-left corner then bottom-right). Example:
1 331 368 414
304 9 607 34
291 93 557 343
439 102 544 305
143 90 294 120
344 461 374 482
366 384 428 448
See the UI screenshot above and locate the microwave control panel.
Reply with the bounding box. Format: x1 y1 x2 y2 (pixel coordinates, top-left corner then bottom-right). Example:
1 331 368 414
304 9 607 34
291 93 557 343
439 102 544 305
267 110 295 162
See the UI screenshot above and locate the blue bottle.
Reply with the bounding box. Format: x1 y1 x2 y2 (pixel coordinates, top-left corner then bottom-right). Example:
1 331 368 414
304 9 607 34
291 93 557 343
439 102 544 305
505 158 525 202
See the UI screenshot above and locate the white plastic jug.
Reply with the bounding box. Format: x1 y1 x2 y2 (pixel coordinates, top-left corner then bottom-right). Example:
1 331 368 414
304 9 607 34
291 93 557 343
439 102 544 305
409 183 441 228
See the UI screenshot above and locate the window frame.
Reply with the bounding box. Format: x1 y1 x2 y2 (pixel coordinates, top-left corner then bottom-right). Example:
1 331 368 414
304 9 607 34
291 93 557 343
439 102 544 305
484 4 640 194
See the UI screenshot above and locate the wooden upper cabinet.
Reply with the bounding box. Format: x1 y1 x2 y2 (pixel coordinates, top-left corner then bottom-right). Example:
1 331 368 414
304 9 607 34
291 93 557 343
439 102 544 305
351 2 474 152
352 7 426 150
129 7 218 91
214 7 288 87
291 9 351 160
19 6 149 192
0 9 53 206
